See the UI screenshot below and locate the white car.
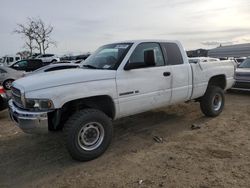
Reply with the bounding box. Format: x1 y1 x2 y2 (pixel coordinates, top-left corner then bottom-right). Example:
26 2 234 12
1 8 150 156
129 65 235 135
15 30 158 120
35 54 60 63
9 40 235 161
0 66 24 89
0 55 22 66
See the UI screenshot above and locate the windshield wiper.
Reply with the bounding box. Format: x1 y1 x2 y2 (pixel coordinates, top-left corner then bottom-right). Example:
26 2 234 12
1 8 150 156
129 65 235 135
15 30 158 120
82 64 99 69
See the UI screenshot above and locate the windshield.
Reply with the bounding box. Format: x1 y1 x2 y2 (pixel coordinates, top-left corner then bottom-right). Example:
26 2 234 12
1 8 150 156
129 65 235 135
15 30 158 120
239 59 250 68
82 43 132 70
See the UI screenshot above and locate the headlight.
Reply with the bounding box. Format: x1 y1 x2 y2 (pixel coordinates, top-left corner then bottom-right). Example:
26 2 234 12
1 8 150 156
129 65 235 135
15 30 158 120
25 99 54 110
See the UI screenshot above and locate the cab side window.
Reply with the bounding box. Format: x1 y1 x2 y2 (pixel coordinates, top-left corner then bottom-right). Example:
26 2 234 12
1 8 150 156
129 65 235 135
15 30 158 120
128 43 165 68
162 43 184 65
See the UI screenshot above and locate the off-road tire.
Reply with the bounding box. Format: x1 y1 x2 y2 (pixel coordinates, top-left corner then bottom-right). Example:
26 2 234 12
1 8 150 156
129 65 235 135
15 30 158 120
64 108 113 161
200 86 225 117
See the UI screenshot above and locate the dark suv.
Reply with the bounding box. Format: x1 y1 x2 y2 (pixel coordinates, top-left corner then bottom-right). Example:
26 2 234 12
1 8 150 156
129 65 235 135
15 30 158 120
10 59 45 72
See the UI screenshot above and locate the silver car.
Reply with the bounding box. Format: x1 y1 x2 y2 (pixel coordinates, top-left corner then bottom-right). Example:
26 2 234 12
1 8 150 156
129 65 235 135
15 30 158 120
232 59 250 91
0 66 24 90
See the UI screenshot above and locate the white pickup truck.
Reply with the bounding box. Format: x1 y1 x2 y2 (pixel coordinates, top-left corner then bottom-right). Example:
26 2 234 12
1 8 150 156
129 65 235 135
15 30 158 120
9 40 235 161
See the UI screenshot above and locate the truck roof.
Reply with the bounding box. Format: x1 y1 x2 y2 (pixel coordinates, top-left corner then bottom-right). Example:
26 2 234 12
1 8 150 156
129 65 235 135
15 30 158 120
116 39 180 44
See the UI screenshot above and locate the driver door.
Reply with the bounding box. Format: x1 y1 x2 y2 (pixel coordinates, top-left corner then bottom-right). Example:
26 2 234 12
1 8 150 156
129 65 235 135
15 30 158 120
116 42 172 118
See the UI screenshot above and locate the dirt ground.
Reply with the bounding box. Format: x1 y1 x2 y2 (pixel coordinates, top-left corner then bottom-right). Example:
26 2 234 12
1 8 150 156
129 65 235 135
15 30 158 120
0 91 250 188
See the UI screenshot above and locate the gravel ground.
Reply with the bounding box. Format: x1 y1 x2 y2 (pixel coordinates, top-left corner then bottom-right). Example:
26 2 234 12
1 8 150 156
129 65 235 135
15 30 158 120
0 91 249 188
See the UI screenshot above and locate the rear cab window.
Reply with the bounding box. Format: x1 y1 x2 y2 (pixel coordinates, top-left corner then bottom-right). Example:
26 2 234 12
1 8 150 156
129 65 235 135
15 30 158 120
161 43 184 65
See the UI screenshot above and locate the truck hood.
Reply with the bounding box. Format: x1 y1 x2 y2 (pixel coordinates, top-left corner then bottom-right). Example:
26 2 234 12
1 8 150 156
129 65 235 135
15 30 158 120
13 69 116 92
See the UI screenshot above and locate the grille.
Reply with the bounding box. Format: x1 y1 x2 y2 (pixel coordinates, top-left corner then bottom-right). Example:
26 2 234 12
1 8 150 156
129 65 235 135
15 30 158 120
11 87 23 107
235 72 250 81
234 81 250 89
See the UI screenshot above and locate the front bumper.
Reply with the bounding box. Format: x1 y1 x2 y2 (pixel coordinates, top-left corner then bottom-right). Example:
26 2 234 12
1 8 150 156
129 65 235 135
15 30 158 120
232 80 250 91
8 99 52 134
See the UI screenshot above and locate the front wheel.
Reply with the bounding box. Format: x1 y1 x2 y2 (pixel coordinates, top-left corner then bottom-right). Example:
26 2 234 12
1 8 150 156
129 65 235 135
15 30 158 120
200 86 225 117
64 109 113 161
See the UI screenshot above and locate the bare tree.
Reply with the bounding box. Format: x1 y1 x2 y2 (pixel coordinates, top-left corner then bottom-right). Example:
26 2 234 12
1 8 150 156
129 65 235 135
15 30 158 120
17 50 31 59
14 18 56 54
30 18 56 54
14 23 36 54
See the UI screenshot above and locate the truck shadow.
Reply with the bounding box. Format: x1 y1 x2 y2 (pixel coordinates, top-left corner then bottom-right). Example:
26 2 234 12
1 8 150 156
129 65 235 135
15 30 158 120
0 103 211 187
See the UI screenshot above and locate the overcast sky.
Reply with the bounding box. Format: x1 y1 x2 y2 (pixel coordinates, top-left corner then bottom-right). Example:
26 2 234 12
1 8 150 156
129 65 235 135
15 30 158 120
1 0 250 56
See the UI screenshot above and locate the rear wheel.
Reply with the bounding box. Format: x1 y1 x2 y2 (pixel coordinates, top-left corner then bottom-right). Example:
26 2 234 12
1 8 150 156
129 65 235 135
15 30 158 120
64 109 113 161
200 86 225 117
3 79 14 90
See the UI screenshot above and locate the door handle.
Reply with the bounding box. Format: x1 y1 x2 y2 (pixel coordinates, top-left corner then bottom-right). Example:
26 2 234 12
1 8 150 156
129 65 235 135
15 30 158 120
163 72 171 77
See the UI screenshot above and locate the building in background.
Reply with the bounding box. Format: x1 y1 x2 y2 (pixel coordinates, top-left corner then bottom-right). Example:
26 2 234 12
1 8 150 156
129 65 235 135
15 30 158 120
208 43 250 58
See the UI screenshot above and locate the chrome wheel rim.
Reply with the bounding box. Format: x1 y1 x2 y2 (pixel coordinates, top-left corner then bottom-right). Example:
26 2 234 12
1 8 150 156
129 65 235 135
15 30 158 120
212 94 222 111
78 122 104 151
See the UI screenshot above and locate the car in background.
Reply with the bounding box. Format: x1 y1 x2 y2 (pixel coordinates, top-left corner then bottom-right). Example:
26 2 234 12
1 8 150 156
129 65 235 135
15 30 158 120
232 58 250 91
28 53 41 59
51 60 84 64
10 59 45 72
0 55 22 66
0 67 24 90
60 54 90 62
51 60 73 64
35 54 60 63
71 60 83 64
26 63 80 76
75 54 90 61
189 57 220 64
0 86 8 111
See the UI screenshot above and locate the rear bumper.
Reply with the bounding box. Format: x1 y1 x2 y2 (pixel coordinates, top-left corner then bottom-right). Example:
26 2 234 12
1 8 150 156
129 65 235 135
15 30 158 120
8 100 51 134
